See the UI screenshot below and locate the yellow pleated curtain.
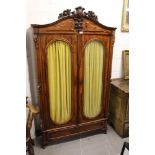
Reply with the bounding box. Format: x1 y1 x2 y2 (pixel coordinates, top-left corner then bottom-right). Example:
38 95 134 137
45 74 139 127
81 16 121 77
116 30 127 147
84 40 105 118
47 41 71 124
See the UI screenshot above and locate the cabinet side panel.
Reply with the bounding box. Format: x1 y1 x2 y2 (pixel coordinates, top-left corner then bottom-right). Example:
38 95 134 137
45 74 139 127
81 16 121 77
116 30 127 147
26 27 41 135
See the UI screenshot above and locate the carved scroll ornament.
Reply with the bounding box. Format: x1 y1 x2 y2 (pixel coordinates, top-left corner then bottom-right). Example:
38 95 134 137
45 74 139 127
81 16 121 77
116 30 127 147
58 6 98 32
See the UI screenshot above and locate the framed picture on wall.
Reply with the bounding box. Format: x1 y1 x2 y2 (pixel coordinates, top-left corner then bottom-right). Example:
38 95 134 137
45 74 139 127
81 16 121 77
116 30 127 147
121 0 129 32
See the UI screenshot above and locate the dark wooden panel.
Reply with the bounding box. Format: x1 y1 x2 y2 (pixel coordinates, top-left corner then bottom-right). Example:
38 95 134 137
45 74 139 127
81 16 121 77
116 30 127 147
42 120 107 145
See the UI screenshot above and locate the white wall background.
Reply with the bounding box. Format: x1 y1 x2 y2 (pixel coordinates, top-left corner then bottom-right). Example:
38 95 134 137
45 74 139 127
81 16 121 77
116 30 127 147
26 0 129 137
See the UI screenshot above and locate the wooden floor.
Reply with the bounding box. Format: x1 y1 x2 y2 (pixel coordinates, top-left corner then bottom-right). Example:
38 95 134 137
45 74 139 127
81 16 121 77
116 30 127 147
32 125 129 155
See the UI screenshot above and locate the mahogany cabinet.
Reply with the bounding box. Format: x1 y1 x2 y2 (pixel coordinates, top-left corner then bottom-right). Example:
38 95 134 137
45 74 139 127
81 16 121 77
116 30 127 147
29 6 116 147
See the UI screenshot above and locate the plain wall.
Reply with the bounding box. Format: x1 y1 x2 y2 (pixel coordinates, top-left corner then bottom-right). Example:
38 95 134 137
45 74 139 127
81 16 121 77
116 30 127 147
26 0 129 138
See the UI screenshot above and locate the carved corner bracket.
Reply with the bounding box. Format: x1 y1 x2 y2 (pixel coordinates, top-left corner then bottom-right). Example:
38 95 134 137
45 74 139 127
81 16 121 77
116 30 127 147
112 31 115 46
33 34 39 49
58 6 98 32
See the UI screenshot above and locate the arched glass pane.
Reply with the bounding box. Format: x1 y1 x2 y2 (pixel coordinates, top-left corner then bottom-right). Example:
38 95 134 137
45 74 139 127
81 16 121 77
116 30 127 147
84 40 105 118
47 40 71 124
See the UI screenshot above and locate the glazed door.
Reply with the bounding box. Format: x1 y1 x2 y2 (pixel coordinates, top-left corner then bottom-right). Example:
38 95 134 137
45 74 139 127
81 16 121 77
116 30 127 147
78 34 110 123
37 34 78 130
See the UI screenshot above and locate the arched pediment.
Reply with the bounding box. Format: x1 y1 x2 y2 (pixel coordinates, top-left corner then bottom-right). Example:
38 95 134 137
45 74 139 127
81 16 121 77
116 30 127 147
31 6 116 35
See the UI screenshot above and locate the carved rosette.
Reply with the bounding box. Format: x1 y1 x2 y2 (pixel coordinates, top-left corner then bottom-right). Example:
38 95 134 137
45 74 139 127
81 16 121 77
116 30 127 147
58 6 98 32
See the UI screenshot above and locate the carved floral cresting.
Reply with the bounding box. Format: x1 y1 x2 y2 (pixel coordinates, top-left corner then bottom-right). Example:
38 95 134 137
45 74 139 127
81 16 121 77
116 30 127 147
58 6 98 32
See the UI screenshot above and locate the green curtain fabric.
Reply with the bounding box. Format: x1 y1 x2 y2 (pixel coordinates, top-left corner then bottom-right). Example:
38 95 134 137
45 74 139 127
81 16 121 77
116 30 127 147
84 40 104 118
47 41 71 124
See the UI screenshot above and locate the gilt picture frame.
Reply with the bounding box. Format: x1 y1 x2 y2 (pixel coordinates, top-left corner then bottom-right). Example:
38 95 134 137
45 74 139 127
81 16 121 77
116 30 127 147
123 50 129 79
121 0 129 32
